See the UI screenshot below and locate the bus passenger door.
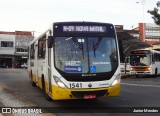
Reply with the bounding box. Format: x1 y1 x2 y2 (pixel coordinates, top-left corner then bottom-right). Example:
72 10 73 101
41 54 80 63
48 36 53 93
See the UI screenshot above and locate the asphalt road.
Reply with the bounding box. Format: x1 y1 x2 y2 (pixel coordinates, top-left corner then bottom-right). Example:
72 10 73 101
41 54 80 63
0 69 160 116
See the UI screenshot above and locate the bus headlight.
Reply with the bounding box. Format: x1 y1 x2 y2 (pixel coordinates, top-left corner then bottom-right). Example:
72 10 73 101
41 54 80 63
57 81 66 88
111 73 121 86
53 76 67 88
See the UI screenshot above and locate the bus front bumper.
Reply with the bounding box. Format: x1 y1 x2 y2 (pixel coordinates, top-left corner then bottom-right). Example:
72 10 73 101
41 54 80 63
130 71 151 75
51 84 120 100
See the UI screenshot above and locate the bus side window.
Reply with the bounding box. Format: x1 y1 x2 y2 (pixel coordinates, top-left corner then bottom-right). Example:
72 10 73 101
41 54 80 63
152 53 155 63
38 35 46 59
154 53 158 62
156 53 160 62
156 53 159 61
30 44 35 59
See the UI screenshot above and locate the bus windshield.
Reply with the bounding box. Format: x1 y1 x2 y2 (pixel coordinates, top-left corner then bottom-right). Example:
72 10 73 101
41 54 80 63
130 54 151 66
54 37 118 74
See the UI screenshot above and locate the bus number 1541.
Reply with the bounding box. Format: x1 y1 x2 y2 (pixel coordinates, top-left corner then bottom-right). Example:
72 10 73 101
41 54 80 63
69 83 82 88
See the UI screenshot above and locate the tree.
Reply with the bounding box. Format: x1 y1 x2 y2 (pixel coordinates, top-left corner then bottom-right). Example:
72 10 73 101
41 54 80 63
148 1 160 25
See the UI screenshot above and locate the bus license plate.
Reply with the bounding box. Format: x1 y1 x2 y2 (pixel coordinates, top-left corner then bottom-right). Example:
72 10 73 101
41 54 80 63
84 94 96 99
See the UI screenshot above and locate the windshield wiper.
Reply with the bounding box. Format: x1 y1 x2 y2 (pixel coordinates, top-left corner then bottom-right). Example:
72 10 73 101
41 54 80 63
93 41 96 57
81 42 84 59
93 37 102 57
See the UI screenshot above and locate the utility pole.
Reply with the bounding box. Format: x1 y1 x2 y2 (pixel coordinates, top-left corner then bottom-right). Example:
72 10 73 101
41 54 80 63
137 0 145 42
142 0 145 42
32 31 35 39
32 31 40 39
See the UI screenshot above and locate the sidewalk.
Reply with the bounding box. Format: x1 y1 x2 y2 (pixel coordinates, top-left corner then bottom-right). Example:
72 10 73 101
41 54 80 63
0 83 54 116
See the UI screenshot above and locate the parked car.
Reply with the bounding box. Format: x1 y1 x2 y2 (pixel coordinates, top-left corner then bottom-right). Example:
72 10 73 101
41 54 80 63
21 63 28 69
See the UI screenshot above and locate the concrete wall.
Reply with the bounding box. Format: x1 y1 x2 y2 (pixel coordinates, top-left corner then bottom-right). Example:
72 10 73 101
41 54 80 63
0 34 15 55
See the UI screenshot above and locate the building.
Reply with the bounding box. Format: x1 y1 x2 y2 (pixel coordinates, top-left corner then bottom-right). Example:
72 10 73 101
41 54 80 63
0 31 33 68
132 23 160 45
14 31 33 68
0 32 15 68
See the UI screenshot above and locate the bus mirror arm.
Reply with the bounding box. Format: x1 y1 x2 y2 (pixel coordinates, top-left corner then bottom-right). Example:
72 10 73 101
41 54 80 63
48 66 51 70
48 36 53 48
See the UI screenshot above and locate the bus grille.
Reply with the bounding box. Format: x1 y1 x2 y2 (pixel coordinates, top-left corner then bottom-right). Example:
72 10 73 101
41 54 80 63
137 72 145 74
71 90 108 98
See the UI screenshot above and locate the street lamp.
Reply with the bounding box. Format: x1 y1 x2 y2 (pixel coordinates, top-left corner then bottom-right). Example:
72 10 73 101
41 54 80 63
156 1 160 7
156 1 160 14
32 31 41 39
142 0 145 42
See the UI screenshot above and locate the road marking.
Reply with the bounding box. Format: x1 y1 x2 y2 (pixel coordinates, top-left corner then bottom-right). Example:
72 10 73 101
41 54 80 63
121 83 160 88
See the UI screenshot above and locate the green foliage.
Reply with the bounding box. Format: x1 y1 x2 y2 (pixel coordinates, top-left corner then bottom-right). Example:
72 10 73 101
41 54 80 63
148 1 160 25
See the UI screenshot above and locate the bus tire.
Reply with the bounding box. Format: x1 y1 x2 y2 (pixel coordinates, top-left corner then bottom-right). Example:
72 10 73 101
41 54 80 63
31 72 36 87
32 81 36 87
42 77 52 101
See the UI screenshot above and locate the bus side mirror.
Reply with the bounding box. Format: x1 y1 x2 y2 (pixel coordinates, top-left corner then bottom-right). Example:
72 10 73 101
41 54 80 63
48 36 53 48
118 39 125 63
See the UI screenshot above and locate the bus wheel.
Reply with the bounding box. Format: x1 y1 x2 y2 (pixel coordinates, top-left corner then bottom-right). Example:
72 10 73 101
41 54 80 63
31 72 36 87
42 78 52 101
32 81 36 87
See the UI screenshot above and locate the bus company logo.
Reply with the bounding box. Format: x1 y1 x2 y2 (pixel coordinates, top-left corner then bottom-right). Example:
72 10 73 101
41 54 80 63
88 83 92 88
1 108 42 114
2 108 12 113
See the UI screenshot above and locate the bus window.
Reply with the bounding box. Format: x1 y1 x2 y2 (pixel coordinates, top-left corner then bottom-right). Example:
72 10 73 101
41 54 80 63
130 54 151 66
38 35 46 59
54 37 118 73
30 44 35 59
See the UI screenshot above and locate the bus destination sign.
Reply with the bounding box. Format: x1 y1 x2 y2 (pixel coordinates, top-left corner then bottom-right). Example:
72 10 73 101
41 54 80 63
131 50 149 54
63 26 107 33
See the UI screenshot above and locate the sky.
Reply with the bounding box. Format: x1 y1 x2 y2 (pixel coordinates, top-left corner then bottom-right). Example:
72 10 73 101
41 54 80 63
0 0 159 36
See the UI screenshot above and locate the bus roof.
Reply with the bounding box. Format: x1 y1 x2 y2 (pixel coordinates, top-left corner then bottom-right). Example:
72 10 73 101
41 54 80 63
53 21 113 25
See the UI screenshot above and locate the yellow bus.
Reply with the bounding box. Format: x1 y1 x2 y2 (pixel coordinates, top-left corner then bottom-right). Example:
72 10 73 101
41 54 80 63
28 22 121 100
130 49 160 76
